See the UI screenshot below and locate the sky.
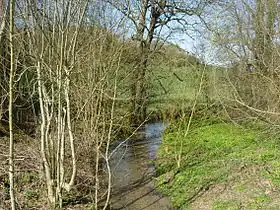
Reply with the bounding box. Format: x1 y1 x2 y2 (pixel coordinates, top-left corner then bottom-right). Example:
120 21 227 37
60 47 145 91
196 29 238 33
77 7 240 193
169 25 219 65
90 0 238 65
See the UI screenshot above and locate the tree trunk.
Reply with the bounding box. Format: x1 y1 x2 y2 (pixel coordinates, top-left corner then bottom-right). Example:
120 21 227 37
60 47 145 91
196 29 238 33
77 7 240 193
37 62 55 206
8 0 16 209
130 0 159 126
130 0 149 126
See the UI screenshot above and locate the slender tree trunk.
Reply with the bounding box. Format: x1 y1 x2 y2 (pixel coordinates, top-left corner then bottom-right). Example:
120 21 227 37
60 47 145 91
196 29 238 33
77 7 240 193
0 0 7 119
130 0 160 126
0 0 6 42
130 0 148 126
134 50 149 124
37 62 55 205
8 0 16 209
62 72 77 192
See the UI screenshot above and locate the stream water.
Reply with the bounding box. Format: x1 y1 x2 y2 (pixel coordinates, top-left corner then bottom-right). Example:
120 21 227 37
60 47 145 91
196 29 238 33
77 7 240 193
109 122 172 210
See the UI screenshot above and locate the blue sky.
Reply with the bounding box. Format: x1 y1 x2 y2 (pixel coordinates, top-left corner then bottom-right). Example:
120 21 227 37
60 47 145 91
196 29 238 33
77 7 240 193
93 0 230 65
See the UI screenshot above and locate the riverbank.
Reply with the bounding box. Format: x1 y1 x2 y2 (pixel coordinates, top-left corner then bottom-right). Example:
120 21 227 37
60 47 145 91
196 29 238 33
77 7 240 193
0 122 171 209
155 117 280 209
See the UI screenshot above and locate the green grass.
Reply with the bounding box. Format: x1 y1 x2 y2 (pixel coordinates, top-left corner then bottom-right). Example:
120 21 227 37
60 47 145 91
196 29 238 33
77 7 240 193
148 66 201 116
212 200 242 210
147 63 229 121
155 118 280 209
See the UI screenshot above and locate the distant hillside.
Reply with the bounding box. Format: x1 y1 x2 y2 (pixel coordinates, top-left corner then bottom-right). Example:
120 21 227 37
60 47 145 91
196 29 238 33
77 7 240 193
150 42 201 68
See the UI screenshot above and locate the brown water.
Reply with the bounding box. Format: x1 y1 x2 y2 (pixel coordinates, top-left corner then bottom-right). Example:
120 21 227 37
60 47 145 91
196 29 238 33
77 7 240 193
109 122 172 210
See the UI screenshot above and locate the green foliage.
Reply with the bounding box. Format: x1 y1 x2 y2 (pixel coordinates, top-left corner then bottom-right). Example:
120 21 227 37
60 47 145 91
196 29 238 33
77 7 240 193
247 194 271 209
234 185 246 191
155 118 280 209
19 172 39 185
23 189 39 199
212 200 242 210
147 55 228 121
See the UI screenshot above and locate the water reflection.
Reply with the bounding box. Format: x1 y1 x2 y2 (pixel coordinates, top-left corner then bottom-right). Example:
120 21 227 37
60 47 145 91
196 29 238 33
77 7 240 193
110 122 167 189
145 122 167 160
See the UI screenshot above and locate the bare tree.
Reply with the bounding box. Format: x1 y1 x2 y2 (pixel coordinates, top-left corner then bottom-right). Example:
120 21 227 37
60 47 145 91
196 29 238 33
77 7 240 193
8 0 16 209
201 0 280 121
0 0 6 42
0 0 8 122
21 0 89 207
70 24 128 209
251 0 277 72
106 0 223 126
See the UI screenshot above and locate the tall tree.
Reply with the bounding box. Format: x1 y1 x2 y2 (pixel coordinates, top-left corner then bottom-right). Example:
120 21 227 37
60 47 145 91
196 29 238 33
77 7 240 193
8 0 16 208
107 0 222 125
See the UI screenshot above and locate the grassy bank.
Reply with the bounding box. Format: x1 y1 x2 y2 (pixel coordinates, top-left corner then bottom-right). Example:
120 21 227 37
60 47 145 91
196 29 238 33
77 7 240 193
155 117 280 209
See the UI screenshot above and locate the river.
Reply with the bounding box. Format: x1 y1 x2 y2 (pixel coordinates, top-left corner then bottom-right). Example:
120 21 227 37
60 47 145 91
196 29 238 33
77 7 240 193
109 122 172 210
